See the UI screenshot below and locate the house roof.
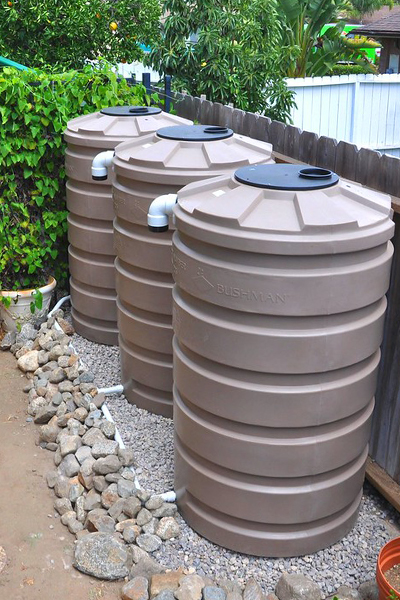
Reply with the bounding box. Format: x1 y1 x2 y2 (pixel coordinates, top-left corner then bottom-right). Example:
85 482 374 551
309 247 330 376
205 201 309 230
353 7 400 37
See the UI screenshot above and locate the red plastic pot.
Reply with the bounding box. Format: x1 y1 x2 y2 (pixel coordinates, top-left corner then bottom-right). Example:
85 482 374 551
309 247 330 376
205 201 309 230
377 537 400 599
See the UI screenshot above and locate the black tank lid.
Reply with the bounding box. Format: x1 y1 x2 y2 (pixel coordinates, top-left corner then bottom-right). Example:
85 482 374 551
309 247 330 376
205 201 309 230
156 124 233 141
100 106 162 116
234 164 339 191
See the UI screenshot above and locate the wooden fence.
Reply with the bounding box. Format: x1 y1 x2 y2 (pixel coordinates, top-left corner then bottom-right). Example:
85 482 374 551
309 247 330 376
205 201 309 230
173 91 400 491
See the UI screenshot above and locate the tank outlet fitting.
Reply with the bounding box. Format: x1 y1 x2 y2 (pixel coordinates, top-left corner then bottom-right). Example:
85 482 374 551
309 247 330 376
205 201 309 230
91 150 115 181
147 194 178 232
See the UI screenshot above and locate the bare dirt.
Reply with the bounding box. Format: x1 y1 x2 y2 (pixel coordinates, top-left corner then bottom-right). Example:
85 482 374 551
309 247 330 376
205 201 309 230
0 350 121 600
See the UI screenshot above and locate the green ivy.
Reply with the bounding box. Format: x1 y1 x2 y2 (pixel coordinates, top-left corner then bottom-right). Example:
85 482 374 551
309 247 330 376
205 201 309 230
0 64 147 291
329 63 379 76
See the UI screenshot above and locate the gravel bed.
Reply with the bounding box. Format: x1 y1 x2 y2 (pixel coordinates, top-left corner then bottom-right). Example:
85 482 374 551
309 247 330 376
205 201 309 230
71 330 400 595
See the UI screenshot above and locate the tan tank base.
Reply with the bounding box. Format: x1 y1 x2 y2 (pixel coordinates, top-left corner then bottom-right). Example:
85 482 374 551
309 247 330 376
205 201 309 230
71 308 119 346
70 278 117 321
119 336 173 417
175 474 362 558
123 379 173 419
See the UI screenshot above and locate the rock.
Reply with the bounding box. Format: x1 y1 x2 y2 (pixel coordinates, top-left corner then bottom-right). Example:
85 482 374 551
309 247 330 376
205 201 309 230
17 350 39 372
108 498 127 520
136 534 162 553
142 518 157 535
130 555 165 579
150 571 184 596
275 573 322 600
153 592 175 600
121 468 135 482
84 489 102 511
118 448 135 467
117 478 137 499
75 496 86 523
79 371 95 383
58 380 74 393
266 595 279 600
243 579 264 600
75 445 93 465
226 593 242 600
78 456 96 490
73 407 88 423
137 509 153 527
60 435 82 458
46 470 58 488
48 367 66 384
54 447 62 466
61 510 77 526
106 472 122 484
85 409 103 428
332 586 362 600
123 524 141 544
23 380 34 393
91 393 106 408
93 455 121 475
121 577 149 600
86 513 116 534
58 355 70 369
216 580 242 597
51 391 63 406
124 497 142 519
16 323 37 343
38 350 50 365
68 518 84 535
59 454 80 478
93 476 108 493
101 484 120 509
69 477 85 504
358 581 379 600
152 503 177 518
39 416 61 443
46 442 58 452
82 427 107 447
155 517 179 540
74 532 130 580
1 330 16 350
57 317 75 335
100 420 116 439
67 418 85 437
174 574 204 600
54 475 71 498
145 496 164 511
91 440 119 459
80 382 97 395
48 345 64 361
34 403 58 424
54 497 73 515
203 587 227 600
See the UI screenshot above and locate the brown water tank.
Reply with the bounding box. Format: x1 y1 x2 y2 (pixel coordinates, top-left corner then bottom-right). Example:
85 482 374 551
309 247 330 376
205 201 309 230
112 125 275 416
171 164 394 557
64 106 192 345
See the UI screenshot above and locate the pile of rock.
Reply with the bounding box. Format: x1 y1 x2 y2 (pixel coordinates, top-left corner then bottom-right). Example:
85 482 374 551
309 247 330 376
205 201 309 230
1 314 380 600
4 312 180 568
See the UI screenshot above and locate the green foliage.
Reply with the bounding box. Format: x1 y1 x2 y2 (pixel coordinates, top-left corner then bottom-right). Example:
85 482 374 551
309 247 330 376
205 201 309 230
329 62 378 74
0 64 147 291
147 0 295 122
347 0 392 17
388 591 400 600
0 0 161 70
279 0 376 77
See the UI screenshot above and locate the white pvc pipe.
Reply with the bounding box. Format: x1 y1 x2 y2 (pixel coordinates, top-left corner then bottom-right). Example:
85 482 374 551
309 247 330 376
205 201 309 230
98 384 124 395
48 294 71 317
147 193 177 231
91 150 115 180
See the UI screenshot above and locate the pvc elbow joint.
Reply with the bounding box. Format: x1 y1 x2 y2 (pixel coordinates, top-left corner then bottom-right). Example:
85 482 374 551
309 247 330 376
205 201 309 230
147 194 178 233
91 150 115 181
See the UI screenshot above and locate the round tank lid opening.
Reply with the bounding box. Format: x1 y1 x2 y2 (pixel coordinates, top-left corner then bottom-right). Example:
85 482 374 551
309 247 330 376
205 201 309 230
100 106 162 116
156 124 234 141
234 164 340 190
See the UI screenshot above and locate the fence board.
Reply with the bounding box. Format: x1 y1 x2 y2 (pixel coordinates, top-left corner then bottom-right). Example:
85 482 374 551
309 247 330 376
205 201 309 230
298 130 318 166
269 120 286 154
315 136 337 171
334 141 358 181
356 148 383 190
283 126 301 162
232 109 246 135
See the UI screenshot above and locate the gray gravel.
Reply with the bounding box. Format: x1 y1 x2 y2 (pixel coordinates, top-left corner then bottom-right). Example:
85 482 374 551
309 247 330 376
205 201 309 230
70 329 400 596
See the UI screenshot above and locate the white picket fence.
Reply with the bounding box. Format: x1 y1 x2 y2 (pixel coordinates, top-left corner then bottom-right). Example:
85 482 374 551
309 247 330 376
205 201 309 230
286 73 400 157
